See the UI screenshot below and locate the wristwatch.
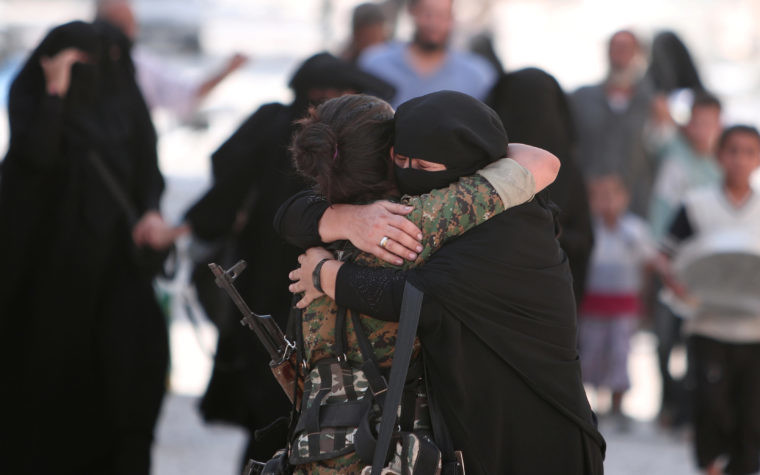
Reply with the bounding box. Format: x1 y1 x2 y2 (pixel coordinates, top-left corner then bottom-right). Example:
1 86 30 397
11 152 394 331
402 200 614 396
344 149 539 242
312 258 331 294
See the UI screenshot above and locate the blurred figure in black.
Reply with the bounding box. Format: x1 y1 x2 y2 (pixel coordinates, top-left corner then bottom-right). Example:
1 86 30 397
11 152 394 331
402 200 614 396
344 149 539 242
469 34 593 305
491 68 594 305
0 21 172 474
341 2 390 64
179 52 393 468
647 30 703 94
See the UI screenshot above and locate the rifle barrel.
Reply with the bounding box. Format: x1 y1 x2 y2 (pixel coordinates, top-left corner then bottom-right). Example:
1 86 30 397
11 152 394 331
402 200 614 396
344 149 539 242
208 262 283 361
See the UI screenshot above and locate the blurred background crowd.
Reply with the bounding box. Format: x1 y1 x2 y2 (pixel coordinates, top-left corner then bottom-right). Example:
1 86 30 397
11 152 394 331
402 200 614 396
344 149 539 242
1 0 760 474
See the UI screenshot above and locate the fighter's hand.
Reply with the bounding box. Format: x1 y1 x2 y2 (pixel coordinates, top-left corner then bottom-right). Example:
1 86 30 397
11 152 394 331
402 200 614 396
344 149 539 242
333 201 423 266
39 48 91 97
288 247 333 308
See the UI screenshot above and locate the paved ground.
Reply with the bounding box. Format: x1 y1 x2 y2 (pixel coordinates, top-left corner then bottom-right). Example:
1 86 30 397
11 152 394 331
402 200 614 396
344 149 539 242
152 392 700 475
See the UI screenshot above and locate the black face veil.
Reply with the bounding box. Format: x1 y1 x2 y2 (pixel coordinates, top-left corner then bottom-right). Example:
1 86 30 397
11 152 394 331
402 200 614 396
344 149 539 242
392 90 509 195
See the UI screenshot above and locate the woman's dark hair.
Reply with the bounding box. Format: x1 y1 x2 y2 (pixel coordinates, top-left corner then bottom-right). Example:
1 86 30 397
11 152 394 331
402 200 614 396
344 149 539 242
291 94 396 204
718 125 760 152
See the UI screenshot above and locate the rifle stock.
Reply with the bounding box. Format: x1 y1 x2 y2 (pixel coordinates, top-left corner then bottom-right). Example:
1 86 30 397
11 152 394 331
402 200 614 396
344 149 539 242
209 260 299 402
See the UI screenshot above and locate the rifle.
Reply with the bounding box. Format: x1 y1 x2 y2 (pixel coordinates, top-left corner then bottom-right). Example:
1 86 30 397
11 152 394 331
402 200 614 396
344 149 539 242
208 260 298 402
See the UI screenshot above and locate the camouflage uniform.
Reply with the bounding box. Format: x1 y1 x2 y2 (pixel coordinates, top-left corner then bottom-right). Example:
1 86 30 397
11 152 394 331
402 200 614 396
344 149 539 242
292 162 534 474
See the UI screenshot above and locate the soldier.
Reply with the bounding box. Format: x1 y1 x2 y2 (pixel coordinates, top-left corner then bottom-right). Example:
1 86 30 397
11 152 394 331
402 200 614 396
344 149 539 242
177 53 394 468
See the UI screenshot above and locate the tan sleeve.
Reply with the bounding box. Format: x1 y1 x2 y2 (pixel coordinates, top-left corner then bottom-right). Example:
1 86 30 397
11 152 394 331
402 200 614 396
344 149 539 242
476 157 535 208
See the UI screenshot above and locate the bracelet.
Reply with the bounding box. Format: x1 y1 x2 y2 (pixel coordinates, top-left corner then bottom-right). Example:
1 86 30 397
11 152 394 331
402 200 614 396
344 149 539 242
312 258 331 294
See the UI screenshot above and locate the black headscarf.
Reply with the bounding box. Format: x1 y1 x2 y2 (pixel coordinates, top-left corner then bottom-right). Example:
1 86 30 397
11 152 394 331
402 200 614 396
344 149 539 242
288 52 395 106
393 90 508 195
647 31 703 93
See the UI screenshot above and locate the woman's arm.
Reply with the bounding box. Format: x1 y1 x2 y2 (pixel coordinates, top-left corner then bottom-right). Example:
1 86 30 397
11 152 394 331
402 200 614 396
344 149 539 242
333 144 556 264
289 247 406 318
272 190 332 249
397 158 527 264
274 190 423 265
282 145 556 268
397 143 558 263
288 145 559 306
504 143 560 193
289 248 406 318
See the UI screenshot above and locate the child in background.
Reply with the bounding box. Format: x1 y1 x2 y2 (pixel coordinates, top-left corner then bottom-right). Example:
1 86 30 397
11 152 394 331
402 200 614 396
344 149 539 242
579 175 657 430
649 91 723 242
659 125 760 475
648 91 723 430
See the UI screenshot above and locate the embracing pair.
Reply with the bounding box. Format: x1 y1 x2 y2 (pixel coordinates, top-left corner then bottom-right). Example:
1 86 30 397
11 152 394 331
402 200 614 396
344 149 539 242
274 91 605 475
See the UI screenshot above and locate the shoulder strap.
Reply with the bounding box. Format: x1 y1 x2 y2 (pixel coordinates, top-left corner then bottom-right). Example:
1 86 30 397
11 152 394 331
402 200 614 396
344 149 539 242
334 306 349 364
424 358 462 475
370 282 424 475
87 151 139 225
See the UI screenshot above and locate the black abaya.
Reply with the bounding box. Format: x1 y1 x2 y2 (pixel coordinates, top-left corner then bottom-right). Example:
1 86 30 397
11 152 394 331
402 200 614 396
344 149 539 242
0 21 167 474
334 197 606 474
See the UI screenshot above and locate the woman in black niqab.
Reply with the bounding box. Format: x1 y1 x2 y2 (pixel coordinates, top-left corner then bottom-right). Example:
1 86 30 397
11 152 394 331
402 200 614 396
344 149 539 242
0 21 168 475
329 90 605 474
392 89 508 194
490 67 594 304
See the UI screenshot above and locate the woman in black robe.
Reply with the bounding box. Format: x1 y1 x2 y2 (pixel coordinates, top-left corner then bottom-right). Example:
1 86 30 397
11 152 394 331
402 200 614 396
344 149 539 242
489 67 594 304
279 93 606 474
0 21 170 474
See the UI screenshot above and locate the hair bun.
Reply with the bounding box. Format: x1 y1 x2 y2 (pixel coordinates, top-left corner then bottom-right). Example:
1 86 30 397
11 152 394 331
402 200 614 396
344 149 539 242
290 94 395 204
291 115 338 181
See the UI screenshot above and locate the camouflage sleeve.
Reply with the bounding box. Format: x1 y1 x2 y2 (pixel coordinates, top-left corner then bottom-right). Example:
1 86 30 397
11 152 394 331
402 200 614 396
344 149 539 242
400 175 499 265
399 158 533 265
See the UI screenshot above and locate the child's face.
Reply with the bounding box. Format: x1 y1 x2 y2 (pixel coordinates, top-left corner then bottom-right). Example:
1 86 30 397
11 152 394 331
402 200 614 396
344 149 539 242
588 176 629 222
718 132 760 187
685 105 721 154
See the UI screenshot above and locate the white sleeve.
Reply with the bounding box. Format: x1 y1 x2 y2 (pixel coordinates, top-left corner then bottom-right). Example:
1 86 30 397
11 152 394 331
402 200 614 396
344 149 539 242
652 157 687 210
631 216 658 261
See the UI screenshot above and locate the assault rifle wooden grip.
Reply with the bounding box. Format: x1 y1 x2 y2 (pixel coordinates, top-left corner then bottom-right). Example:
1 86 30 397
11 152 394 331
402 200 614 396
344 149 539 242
271 353 302 404
209 260 301 403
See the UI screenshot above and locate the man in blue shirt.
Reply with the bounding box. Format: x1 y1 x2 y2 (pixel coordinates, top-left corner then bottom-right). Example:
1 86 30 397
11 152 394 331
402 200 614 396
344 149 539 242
359 0 497 108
